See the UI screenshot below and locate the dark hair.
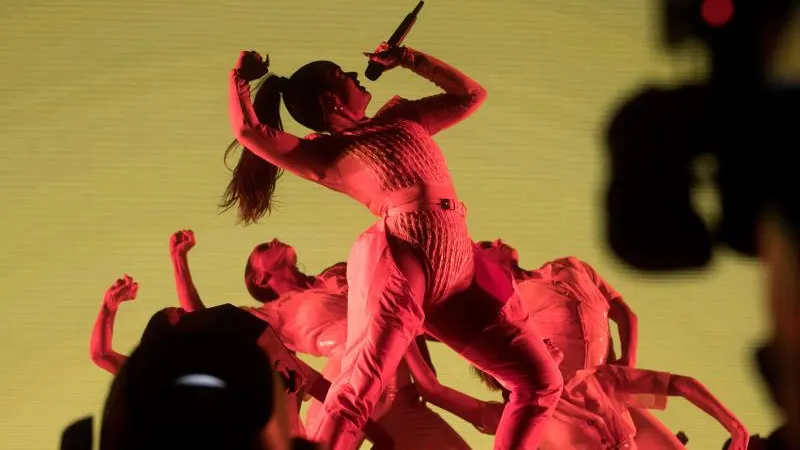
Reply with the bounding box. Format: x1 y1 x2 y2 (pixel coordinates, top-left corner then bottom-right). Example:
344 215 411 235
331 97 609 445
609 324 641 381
220 76 286 225
471 365 504 392
220 61 342 225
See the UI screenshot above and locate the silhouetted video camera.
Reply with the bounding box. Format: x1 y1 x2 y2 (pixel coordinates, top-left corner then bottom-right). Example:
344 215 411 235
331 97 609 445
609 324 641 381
603 0 798 271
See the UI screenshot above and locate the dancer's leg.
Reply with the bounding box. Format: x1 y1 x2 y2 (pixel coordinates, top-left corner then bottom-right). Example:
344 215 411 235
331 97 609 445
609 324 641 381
310 226 427 450
425 253 563 450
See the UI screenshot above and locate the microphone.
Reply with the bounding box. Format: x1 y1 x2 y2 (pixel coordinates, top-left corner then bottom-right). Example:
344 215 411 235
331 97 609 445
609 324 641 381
365 1 425 81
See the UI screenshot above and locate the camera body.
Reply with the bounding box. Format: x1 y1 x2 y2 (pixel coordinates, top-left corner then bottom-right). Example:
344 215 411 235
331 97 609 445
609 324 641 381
603 0 798 271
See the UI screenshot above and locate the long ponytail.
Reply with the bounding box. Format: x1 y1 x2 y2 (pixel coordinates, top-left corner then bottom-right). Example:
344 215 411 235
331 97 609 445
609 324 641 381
220 75 287 225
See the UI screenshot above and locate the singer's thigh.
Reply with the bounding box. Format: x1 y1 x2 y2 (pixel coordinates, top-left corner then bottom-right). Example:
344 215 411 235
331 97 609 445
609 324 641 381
324 231 426 427
426 286 562 395
425 289 562 450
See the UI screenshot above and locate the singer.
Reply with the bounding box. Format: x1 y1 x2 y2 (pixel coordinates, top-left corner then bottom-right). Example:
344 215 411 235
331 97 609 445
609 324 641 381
223 41 562 450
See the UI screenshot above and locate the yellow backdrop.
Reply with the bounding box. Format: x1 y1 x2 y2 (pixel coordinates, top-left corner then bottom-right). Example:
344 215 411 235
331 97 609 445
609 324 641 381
2 0 797 448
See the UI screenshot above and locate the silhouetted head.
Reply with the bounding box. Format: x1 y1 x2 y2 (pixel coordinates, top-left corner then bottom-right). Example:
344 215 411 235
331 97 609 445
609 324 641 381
244 239 311 303
101 305 282 450
477 239 521 270
221 61 372 225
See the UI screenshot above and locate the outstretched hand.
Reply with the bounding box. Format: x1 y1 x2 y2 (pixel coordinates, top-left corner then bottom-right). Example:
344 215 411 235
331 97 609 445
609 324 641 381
363 42 408 71
234 50 270 81
104 275 138 309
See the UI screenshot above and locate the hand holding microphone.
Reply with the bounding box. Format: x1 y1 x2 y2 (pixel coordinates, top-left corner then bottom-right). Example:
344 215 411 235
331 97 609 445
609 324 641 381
363 42 409 72
364 1 424 81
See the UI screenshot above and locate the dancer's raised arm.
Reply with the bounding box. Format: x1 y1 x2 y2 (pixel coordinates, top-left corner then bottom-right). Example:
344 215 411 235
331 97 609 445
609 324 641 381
169 230 205 312
89 275 137 374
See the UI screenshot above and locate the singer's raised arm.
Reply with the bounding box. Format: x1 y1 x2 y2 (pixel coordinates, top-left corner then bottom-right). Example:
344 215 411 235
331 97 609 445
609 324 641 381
229 71 330 182
387 47 487 136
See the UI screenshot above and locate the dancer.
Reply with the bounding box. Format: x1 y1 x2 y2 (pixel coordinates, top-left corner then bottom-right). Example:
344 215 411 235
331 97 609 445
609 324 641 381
535 338 749 449
223 41 562 449
171 230 426 364
169 229 503 449
89 275 184 375
95 291 322 450
478 240 663 442
90 275 322 441
476 243 671 445
170 231 337 311
476 242 638 378
474 243 749 449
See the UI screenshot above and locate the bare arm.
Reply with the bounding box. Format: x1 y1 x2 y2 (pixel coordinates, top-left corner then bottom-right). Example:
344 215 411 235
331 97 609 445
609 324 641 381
581 259 639 365
667 375 748 438
390 47 488 135
89 303 128 375
171 253 205 312
90 277 137 375
229 71 328 182
404 340 490 429
606 365 748 444
169 230 206 312
608 296 639 366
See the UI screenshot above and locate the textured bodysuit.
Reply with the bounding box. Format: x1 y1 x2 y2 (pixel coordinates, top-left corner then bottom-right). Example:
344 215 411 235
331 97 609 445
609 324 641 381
317 111 475 305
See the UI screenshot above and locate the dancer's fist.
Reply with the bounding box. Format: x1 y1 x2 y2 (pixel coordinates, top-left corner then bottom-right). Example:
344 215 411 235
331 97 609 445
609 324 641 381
234 51 269 81
169 229 196 257
104 275 138 309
